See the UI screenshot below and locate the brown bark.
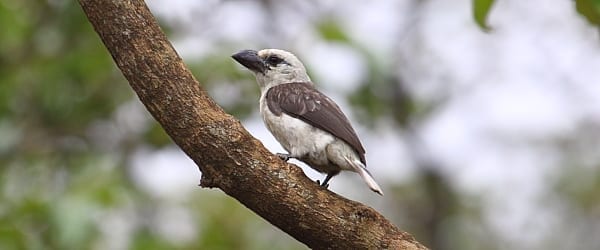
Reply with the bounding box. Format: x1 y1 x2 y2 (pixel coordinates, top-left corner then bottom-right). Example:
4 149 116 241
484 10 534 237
77 1 427 249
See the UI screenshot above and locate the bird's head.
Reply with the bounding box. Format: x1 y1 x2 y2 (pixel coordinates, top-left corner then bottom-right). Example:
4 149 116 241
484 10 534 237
232 49 311 91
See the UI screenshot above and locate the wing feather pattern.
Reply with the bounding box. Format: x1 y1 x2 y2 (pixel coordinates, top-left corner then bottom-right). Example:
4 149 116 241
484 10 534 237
266 82 366 164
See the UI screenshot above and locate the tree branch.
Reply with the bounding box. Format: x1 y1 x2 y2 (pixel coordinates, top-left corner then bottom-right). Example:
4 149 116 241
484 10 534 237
77 0 427 249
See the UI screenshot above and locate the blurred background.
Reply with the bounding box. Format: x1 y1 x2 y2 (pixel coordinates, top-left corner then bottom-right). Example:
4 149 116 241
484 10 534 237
1 0 600 249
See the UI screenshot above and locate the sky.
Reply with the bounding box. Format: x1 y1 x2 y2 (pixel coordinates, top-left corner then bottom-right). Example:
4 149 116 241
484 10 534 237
137 0 600 248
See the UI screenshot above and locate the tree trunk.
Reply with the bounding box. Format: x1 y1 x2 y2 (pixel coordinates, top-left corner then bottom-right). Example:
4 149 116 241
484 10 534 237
77 1 427 249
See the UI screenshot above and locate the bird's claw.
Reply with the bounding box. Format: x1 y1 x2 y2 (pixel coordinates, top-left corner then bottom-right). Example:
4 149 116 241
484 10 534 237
316 180 329 188
276 153 290 162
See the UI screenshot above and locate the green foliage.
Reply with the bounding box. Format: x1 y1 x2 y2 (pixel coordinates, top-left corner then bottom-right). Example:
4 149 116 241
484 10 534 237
348 56 419 128
555 165 600 213
388 170 496 250
316 19 351 42
0 1 144 249
349 83 392 124
575 0 600 25
131 229 176 250
0 1 305 249
0 1 130 137
0 158 123 249
144 122 173 148
473 0 600 30
473 0 495 31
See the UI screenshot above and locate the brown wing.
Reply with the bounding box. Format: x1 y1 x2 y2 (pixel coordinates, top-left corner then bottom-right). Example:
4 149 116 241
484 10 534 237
266 82 366 164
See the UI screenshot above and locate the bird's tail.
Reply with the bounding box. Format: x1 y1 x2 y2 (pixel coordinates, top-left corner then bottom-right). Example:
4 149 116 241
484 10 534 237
343 156 384 196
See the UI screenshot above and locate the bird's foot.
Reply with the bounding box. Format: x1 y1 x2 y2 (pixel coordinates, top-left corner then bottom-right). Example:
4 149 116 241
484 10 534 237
276 153 291 162
316 179 329 188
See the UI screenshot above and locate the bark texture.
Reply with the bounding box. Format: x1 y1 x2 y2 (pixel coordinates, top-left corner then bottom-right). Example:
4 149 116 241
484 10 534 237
78 1 428 249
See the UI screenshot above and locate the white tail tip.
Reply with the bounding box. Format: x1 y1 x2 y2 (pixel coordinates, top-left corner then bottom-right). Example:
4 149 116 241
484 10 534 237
344 156 384 196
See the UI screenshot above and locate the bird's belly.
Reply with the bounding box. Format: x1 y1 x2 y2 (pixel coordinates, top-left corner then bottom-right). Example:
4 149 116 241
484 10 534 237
261 110 334 166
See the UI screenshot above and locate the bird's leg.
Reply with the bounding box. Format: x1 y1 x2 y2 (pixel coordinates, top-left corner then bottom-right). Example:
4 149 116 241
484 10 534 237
319 173 335 188
276 153 291 162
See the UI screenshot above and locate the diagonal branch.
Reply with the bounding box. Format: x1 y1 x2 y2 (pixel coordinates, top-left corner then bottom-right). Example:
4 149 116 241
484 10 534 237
77 0 427 249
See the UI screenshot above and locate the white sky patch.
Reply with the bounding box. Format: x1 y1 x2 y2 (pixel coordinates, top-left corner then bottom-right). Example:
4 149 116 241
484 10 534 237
207 80 245 108
339 0 404 53
303 43 366 93
130 146 200 201
467 82 576 137
171 37 214 60
205 1 266 42
146 1 209 25
420 104 485 171
358 123 417 182
95 205 137 250
152 205 198 246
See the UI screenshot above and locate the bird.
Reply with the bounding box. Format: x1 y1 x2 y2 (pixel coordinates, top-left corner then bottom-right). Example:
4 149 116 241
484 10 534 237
232 49 383 195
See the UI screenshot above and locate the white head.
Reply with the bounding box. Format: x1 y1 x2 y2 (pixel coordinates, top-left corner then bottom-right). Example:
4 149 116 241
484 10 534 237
232 49 312 92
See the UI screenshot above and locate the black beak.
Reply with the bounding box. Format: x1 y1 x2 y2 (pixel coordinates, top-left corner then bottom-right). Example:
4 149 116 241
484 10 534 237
232 50 266 74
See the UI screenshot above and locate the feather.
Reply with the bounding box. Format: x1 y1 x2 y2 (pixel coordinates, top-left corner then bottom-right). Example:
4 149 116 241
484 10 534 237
266 82 366 164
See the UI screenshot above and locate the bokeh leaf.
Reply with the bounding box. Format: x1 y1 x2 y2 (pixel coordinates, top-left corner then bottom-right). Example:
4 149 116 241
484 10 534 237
316 20 350 43
473 0 495 31
575 0 600 25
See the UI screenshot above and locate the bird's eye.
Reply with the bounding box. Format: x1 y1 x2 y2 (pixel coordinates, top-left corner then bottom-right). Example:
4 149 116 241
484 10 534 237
266 55 285 66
